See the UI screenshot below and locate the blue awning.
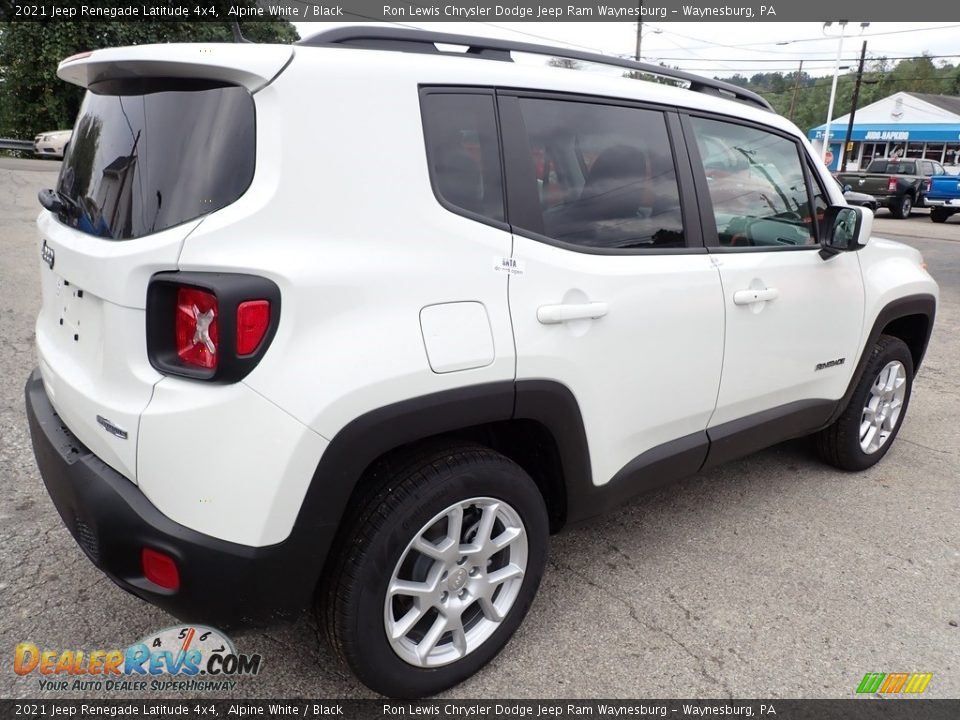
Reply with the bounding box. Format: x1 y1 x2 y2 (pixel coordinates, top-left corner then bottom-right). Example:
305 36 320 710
808 123 960 143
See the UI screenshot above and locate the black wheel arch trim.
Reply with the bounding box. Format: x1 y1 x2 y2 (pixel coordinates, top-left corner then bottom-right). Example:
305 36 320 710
295 379 590 600
825 293 935 426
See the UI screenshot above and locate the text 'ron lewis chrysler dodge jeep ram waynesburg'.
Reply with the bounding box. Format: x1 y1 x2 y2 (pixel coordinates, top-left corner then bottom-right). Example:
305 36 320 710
25 28 937 698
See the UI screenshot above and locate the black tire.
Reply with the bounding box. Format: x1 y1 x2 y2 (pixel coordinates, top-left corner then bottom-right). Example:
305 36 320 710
890 194 913 219
814 335 914 471
930 207 949 224
322 444 549 698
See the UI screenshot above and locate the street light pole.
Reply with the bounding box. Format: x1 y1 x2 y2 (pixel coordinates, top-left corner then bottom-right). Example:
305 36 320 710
822 20 848 166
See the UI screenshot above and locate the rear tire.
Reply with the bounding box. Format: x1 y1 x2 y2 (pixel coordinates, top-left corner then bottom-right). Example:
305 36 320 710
930 207 949 224
815 335 914 471
890 194 913 219
322 444 548 698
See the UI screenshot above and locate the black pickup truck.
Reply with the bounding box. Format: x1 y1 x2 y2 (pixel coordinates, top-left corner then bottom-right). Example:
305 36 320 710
836 158 947 219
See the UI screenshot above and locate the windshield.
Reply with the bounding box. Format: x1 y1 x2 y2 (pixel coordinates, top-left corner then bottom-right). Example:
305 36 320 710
56 79 255 240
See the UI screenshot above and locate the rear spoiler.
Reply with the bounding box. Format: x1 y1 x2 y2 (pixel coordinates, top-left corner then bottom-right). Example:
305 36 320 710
57 43 293 93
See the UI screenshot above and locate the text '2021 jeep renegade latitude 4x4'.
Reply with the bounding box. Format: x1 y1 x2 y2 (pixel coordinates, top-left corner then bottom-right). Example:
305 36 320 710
26 28 937 697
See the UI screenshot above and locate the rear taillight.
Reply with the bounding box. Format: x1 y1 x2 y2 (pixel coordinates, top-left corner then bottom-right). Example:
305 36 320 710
147 272 281 383
236 300 270 355
887 177 897 192
175 287 219 370
924 179 932 193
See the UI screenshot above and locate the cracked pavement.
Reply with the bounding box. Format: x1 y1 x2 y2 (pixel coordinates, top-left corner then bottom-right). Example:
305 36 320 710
1 157 958 699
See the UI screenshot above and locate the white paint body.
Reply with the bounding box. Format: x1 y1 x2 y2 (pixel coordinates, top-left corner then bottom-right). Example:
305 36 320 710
34 42 938 548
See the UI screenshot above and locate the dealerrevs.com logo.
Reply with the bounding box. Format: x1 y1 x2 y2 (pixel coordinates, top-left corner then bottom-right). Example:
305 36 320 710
14 625 262 692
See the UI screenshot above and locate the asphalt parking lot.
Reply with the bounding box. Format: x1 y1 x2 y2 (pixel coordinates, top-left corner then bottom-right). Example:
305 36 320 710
1 156 957 700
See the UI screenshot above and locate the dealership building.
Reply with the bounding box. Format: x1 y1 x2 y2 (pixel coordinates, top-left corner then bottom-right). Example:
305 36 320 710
809 91 960 172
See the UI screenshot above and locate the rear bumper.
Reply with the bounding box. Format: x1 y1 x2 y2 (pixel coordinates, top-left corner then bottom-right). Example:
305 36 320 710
25 369 317 627
924 199 960 208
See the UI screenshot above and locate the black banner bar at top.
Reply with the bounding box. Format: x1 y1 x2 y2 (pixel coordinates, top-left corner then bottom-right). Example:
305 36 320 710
3 0 960 22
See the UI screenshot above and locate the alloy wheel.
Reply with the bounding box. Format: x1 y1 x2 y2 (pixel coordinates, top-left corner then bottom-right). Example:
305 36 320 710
860 360 907 454
384 497 528 668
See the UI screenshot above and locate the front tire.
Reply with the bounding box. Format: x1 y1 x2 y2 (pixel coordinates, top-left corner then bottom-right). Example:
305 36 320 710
323 445 548 698
815 335 914 471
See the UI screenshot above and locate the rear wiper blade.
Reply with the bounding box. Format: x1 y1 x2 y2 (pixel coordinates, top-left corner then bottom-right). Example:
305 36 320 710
38 188 81 219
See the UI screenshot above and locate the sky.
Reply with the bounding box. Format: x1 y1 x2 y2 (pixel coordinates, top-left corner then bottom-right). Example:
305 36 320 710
292 21 960 79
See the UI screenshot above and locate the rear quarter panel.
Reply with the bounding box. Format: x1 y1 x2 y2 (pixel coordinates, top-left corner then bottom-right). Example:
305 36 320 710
174 49 517 441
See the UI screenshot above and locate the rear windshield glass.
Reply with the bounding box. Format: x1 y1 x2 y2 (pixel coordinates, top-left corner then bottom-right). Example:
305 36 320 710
56 80 254 240
866 160 916 174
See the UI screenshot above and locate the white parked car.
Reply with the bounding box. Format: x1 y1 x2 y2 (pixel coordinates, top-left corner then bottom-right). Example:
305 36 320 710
26 29 938 698
33 129 72 158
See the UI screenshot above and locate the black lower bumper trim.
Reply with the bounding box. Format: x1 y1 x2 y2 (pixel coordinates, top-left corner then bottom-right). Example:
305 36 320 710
24 369 316 628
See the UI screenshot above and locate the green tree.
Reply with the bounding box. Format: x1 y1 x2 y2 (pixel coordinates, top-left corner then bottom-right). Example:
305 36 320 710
713 50 959 134
0 9 297 139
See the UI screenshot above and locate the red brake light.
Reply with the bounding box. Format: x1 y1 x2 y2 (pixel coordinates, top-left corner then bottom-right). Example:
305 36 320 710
887 177 897 192
925 179 932 192
141 548 180 591
236 300 270 355
175 287 219 369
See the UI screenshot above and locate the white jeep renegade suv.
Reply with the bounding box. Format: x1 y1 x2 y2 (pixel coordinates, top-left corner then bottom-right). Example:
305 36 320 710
26 27 937 697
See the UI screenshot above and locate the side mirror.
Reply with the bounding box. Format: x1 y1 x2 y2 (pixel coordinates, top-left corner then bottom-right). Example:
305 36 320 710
842 184 853 193
820 205 871 259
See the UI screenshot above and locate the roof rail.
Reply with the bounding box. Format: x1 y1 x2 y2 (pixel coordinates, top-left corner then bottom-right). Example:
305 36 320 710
297 26 774 113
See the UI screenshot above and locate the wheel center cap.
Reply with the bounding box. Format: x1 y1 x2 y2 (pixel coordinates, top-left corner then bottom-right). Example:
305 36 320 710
448 567 468 591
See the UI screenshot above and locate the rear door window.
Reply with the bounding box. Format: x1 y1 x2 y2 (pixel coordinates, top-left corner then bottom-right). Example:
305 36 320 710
56 79 255 240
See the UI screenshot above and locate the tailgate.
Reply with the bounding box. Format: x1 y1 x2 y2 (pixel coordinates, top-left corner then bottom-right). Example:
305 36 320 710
854 175 895 195
928 176 960 200
35 216 196 483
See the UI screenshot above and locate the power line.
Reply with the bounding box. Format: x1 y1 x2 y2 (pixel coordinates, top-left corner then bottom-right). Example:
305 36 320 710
476 22 611 55
653 27 739 73
652 53 960 64
651 26 838 56
667 23 960 52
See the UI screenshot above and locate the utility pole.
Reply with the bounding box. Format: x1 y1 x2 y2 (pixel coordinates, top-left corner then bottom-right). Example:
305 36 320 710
788 60 804 121
635 1 643 61
822 20 848 166
841 41 868 172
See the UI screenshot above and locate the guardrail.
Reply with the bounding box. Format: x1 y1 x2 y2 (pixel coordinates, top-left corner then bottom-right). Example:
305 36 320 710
0 139 34 152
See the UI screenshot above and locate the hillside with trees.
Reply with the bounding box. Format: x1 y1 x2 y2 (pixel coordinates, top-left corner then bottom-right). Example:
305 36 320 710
722 54 960 131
